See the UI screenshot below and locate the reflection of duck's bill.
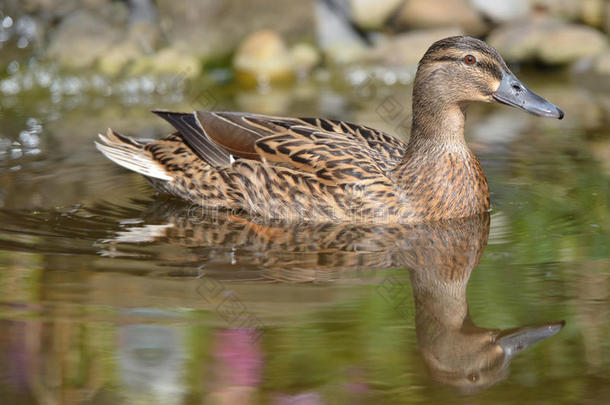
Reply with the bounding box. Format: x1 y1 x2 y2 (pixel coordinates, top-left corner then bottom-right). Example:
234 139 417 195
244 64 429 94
497 320 565 357
492 72 564 119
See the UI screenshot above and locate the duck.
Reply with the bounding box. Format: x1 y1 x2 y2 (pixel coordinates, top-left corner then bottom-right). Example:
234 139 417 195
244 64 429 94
96 36 564 223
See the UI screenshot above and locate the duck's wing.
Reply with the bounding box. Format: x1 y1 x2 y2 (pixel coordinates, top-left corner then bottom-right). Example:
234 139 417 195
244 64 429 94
203 112 407 171
154 111 406 172
200 112 405 183
253 125 392 185
151 110 233 167
287 116 407 171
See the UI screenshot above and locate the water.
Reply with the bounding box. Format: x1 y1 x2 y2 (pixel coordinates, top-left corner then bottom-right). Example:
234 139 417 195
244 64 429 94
0 68 609 404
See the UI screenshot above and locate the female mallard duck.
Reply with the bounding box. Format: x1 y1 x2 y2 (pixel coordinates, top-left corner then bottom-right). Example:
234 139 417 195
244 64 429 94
96 36 563 223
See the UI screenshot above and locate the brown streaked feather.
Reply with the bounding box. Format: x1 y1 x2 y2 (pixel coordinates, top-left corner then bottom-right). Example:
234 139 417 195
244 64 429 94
193 112 408 171
168 111 405 190
295 117 407 170
254 127 389 185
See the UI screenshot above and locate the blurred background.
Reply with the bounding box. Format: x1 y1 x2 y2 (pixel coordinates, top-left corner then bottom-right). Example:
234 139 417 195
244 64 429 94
0 1 609 405
0 0 609 109
1 0 610 80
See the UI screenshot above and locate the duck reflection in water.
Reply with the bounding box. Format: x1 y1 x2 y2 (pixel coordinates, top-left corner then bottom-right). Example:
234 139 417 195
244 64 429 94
104 202 564 393
394 214 564 391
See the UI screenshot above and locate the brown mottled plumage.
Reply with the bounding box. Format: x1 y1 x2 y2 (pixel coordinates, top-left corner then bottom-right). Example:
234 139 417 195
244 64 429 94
96 36 563 223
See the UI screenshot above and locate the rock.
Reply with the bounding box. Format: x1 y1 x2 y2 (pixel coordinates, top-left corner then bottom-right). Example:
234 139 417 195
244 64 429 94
532 0 609 30
233 33 319 86
45 9 124 69
41 0 162 74
394 0 488 36
290 43 321 78
126 0 159 53
127 21 159 54
233 30 295 87
368 27 464 67
349 0 404 30
488 19 608 64
539 24 608 64
605 2 610 33
156 0 314 60
593 51 610 75
572 51 610 86
580 0 605 28
130 47 201 78
20 0 130 27
127 0 157 25
487 19 555 62
530 0 581 20
98 19 160 76
468 0 530 23
315 0 369 64
98 42 141 76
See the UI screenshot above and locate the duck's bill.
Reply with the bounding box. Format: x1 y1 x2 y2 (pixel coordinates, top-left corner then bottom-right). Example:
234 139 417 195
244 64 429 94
497 320 565 358
492 72 564 119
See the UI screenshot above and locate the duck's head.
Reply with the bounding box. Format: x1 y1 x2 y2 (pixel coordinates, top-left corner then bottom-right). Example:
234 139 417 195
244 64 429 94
415 36 564 119
420 320 565 393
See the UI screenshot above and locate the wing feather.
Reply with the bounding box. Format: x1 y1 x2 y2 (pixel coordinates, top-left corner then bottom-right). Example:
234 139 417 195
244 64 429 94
192 111 407 172
154 111 407 187
152 110 230 167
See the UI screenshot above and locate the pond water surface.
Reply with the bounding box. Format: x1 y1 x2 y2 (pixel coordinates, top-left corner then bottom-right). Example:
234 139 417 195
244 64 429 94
0 68 609 404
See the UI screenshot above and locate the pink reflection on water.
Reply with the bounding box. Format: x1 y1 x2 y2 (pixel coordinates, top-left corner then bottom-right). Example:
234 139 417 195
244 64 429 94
211 328 263 387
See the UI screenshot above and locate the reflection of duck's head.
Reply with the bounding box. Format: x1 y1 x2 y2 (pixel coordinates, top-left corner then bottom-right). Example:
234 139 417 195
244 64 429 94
403 214 564 393
419 317 565 393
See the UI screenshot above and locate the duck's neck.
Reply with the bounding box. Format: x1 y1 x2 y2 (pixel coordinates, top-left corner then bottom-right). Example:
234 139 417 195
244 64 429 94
392 76 490 220
411 270 470 331
407 80 468 153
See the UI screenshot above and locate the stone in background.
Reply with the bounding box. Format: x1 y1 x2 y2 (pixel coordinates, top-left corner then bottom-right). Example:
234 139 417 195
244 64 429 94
156 0 314 59
393 0 488 35
1 0 609 84
488 18 608 65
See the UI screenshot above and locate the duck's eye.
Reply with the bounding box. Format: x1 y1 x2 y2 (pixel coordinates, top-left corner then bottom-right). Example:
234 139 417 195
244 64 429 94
464 55 476 65
466 372 479 383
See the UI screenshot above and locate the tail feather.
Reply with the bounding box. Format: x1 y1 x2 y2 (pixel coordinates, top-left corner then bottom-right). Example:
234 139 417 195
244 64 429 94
95 129 173 181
